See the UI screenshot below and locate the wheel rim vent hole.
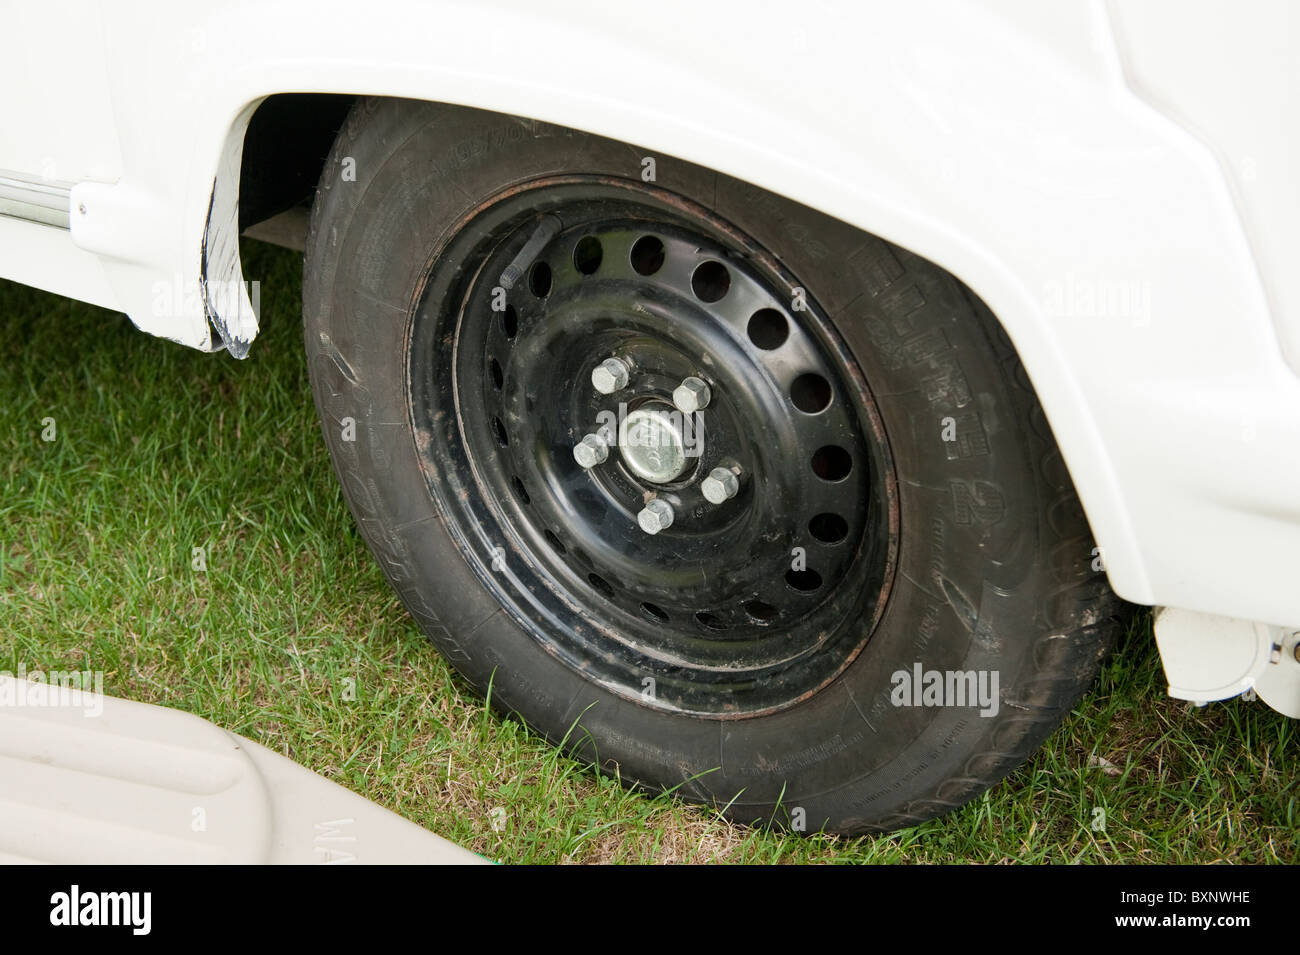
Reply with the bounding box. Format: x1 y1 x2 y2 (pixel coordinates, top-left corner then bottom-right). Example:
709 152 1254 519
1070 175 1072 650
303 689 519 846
809 512 848 543
640 602 669 624
695 611 728 632
811 445 851 481
573 236 603 275
791 373 831 413
785 568 823 592
630 235 665 276
691 260 730 302
529 261 552 297
747 308 788 350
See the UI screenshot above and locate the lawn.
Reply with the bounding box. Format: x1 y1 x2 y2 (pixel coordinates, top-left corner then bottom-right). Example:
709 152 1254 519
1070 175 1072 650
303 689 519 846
2 239 1295 864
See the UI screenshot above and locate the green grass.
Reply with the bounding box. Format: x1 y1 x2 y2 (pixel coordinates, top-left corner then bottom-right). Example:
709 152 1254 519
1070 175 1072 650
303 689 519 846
2 240 1295 864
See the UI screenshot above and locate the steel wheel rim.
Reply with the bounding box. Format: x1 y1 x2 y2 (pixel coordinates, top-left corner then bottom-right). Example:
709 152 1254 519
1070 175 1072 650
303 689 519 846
409 176 899 717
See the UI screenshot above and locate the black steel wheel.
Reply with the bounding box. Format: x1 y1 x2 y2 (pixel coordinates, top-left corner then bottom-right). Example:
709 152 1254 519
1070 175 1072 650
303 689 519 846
413 178 897 716
304 99 1123 834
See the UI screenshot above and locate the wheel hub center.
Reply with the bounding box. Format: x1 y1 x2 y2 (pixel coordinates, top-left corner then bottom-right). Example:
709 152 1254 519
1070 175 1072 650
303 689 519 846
618 405 694 484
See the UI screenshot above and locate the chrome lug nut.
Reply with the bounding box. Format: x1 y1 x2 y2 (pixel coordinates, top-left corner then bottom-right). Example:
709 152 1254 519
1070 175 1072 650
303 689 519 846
591 357 630 395
573 432 610 469
701 467 740 504
637 498 675 535
673 376 711 414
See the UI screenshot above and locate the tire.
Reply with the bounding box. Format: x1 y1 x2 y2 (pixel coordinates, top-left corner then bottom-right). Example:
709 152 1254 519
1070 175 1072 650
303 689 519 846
302 97 1123 834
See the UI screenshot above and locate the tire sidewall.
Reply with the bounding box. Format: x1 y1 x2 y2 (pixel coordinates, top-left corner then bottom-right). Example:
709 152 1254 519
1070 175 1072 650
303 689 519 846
303 99 1110 832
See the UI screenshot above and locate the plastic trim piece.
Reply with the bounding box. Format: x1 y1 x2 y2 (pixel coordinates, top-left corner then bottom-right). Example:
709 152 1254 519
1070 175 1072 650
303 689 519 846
0 675 486 864
0 172 71 229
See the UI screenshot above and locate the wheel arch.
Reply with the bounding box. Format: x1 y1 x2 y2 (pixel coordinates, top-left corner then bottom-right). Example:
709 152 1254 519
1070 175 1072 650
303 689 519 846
184 0 1296 629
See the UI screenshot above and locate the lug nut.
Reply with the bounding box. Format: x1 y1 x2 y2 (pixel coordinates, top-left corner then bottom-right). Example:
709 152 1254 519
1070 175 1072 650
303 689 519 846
591 357 630 395
673 376 711 414
637 498 675 535
701 467 740 504
573 432 610 469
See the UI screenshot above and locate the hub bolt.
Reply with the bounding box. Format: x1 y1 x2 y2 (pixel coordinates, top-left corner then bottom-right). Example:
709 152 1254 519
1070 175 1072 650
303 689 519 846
637 498 675 535
701 466 740 504
592 357 630 395
673 376 711 414
573 432 610 469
